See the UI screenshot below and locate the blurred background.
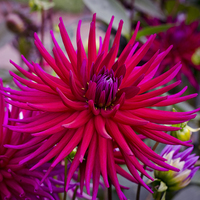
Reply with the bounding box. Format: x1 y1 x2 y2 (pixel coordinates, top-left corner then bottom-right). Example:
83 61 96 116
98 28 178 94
0 0 200 199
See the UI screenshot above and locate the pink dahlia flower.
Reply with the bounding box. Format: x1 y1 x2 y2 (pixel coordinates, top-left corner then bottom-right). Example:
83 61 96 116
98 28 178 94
144 20 200 90
2 14 200 199
0 85 89 200
0 85 66 200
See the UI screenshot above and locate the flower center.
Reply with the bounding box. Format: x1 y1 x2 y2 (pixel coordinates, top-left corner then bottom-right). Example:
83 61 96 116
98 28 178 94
85 67 122 108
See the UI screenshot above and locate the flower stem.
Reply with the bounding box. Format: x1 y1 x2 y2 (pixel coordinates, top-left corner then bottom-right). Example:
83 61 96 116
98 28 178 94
40 7 45 67
155 192 162 200
63 157 68 200
136 141 159 200
108 178 112 200
48 0 54 50
72 186 79 200
129 0 135 37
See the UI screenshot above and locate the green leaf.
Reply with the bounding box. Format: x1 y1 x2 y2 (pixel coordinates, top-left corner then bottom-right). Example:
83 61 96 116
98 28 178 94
83 0 130 37
0 22 15 47
135 0 166 20
165 0 176 14
136 24 173 40
186 6 200 23
53 0 84 13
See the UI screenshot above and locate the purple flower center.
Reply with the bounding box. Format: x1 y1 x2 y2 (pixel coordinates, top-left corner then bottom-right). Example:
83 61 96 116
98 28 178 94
85 66 122 108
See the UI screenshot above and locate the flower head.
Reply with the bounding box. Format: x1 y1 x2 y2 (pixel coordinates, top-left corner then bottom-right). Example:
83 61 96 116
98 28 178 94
155 145 199 191
144 20 200 90
0 84 80 200
2 14 200 199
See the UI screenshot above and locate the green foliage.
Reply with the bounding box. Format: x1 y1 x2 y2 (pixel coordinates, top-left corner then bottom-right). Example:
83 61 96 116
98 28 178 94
165 0 200 23
83 0 130 37
134 0 165 20
186 6 200 23
135 24 173 40
12 0 84 13
53 0 84 13
29 0 55 11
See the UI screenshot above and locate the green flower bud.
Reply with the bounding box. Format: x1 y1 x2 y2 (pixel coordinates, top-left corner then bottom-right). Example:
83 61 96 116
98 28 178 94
171 120 200 141
171 124 191 141
68 147 77 160
191 47 200 65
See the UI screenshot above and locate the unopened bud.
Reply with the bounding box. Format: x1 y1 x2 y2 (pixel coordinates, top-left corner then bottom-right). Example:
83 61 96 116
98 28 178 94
6 13 25 33
191 47 200 65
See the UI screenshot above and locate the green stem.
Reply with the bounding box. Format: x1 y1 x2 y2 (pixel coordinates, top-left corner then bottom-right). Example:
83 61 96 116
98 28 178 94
155 192 162 200
48 0 54 50
63 157 68 200
136 142 159 200
40 7 45 67
72 186 79 200
170 0 180 17
129 0 135 38
108 178 112 200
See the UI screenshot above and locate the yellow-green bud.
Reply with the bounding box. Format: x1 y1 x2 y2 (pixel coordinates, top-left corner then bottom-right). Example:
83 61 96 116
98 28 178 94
171 124 191 141
191 47 200 65
68 147 77 160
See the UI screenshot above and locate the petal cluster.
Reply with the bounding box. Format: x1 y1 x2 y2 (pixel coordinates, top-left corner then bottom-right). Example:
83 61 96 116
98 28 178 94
155 145 199 191
2 14 200 199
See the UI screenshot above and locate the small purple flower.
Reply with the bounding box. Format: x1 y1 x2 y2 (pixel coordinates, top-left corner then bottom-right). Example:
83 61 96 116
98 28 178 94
155 145 199 191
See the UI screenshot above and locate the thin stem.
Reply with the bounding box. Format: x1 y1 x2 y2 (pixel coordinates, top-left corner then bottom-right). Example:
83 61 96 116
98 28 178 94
129 0 135 37
108 178 112 200
152 141 159 151
155 191 162 200
63 157 68 200
136 141 159 200
170 0 180 17
136 173 143 200
48 0 54 50
40 7 45 67
72 186 79 200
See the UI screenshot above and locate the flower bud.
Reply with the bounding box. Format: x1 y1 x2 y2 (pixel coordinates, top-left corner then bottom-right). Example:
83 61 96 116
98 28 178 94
6 13 25 33
171 121 200 142
191 47 200 65
154 145 199 191
171 122 191 141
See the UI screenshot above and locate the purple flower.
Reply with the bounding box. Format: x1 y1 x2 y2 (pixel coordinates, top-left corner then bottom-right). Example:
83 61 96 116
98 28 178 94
1 14 200 199
155 145 199 191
